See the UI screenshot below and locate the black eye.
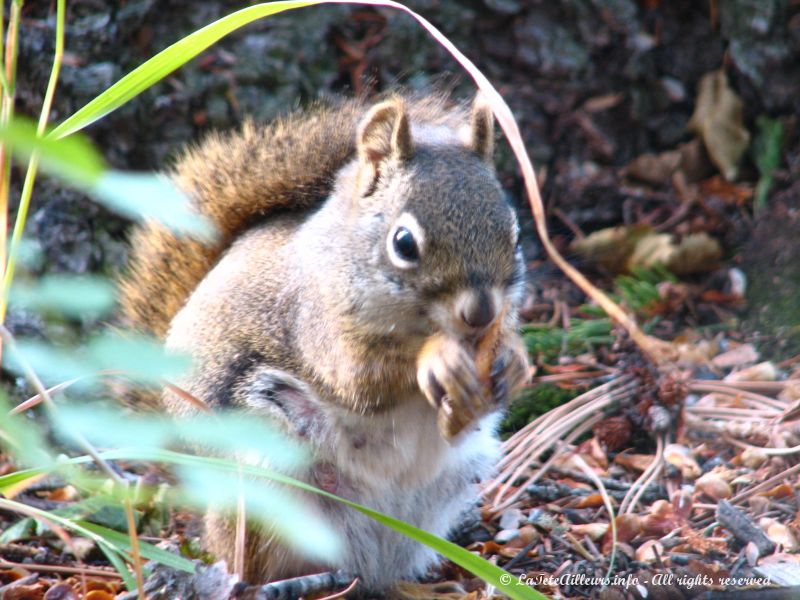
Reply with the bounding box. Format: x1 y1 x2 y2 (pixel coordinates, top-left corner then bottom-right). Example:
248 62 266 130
392 226 419 262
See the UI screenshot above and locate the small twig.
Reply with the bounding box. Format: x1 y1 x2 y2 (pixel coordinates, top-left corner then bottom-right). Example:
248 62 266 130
0 558 120 578
716 500 775 556
552 207 585 240
567 451 617 578
729 462 800 505
238 570 356 600
724 436 800 456
689 381 788 411
316 576 360 600
502 537 538 571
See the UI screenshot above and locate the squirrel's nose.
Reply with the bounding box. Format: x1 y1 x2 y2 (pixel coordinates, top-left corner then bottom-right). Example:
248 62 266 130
459 289 496 330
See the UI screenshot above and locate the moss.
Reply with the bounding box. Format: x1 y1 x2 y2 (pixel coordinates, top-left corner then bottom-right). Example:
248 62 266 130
741 196 800 359
498 383 580 439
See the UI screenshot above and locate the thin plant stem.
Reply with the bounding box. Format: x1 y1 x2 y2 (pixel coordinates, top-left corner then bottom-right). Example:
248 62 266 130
0 0 23 358
124 496 145 600
1 0 66 323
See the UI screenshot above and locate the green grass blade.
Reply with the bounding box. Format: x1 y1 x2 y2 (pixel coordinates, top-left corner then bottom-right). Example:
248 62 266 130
98 540 138 591
77 521 195 573
0 466 53 494
50 1 317 139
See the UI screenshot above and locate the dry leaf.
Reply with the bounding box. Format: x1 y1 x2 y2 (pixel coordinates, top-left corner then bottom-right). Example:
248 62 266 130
755 554 800 585
571 522 609 541
760 483 794 499
695 472 733 500
614 514 643 543
761 519 800 551
725 361 779 382
573 493 608 509
635 539 664 563
672 488 694 521
43 485 78 502
614 453 655 472
660 233 722 276
642 500 679 536
518 525 540 545
569 225 650 274
699 175 753 205
571 226 721 276
43 584 79 600
711 343 759 368
624 150 682 185
575 437 608 469
664 443 702 479
688 70 751 181
84 591 115 600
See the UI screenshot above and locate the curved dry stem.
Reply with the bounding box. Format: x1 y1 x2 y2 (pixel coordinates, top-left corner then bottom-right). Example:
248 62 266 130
619 433 666 515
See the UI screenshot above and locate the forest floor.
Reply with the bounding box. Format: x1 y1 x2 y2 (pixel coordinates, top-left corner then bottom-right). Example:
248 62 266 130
1 1 799 599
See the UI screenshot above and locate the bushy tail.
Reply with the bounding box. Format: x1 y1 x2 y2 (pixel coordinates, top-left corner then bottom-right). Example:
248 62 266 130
118 99 365 338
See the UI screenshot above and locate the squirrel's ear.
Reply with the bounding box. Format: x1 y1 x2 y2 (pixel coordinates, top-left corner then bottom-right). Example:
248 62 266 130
469 93 494 162
357 98 414 194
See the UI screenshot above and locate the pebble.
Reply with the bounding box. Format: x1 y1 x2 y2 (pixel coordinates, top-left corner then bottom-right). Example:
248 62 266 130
498 507 524 530
494 528 520 544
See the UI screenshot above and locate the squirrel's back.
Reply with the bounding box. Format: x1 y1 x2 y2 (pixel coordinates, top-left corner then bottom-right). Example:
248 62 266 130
118 94 471 341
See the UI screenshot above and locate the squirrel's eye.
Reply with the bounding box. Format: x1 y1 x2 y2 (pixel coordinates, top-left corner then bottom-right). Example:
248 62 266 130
392 227 419 262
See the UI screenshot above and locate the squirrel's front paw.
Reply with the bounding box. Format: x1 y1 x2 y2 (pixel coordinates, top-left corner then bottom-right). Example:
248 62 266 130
417 334 488 442
489 335 530 406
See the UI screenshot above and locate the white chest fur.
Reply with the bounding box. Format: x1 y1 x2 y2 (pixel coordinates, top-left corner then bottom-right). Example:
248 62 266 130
309 397 501 587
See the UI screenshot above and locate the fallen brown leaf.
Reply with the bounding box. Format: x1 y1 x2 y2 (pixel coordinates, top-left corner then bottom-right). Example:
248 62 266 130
688 70 751 181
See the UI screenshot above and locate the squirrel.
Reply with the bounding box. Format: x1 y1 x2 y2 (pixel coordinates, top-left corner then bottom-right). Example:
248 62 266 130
118 93 530 593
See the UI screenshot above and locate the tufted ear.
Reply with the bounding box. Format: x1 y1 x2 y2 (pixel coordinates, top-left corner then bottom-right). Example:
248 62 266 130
356 98 415 195
469 93 494 162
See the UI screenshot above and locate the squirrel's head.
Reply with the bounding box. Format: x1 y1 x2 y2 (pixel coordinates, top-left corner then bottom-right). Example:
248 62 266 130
329 94 524 342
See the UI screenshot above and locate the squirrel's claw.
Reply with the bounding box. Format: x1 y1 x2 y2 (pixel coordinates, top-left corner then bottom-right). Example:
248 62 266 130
489 338 529 406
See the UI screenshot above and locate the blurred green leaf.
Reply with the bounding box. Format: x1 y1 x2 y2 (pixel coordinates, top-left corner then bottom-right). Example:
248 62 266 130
0 117 211 236
86 333 191 384
54 406 307 472
0 117 104 183
522 318 614 362
752 115 784 211
11 274 116 317
0 395 54 468
4 332 191 389
177 466 340 563
52 496 135 532
15 238 44 270
92 172 214 239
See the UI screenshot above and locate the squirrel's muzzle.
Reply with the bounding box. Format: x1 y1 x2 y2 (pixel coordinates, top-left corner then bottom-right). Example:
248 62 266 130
455 288 499 332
